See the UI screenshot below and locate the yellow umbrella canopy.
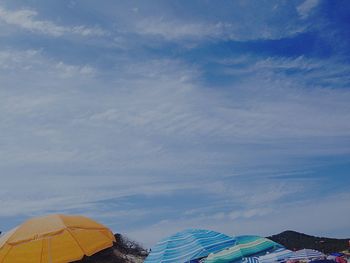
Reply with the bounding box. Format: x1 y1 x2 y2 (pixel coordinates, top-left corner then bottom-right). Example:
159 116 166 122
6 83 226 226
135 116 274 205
0 214 116 263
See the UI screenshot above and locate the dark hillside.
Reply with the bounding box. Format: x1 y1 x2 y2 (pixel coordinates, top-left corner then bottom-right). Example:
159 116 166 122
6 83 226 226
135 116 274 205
268 230 349 253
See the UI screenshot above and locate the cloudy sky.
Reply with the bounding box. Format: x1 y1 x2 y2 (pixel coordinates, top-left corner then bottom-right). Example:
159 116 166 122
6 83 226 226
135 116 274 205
0 0 349 247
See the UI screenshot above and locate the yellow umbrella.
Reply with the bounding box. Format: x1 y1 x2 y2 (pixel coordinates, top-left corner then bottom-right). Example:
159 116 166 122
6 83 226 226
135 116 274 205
0 214 116 263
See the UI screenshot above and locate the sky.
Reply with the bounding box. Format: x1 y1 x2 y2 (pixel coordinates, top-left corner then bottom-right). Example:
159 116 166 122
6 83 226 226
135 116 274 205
0 0 349 248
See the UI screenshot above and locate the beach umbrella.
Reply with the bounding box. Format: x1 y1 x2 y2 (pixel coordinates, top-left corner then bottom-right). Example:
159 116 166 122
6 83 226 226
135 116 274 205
309 260 335 263
144 229 236 263
330 253 344 257
205 236 284 263
335 257 347 263
242 257 259 263
237 236 283 257
256 248 293 263
289 249 324 260
0 214 116 263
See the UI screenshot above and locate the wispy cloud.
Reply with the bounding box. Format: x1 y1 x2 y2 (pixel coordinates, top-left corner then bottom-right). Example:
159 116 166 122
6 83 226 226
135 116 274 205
297 0 320 19
134 17 305 42
135 19 233 41
127 193 350 247
0 6 107 37
0 49 95 78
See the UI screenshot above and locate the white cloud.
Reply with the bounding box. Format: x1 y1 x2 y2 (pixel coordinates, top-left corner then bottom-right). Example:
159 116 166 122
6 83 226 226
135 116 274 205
1 51 349 172
127 193 350 247
297 0 320 19
0 48 349 245
0 49 96 79
135 19 226 40
228 208 273 220
70 25 106 37
55 61 95 77
0 6 106 37
0 49 39 69
134 18 305 42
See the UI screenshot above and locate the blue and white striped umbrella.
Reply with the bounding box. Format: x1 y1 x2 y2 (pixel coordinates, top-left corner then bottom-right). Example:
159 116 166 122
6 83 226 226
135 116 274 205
144 229 236 263
289 249 324 260
256 248 293 263
242 257 259 263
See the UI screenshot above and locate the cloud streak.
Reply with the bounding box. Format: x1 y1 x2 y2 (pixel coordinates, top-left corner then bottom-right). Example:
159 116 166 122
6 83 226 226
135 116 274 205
134 17 305 42
297 0 320 19
0 6 106 37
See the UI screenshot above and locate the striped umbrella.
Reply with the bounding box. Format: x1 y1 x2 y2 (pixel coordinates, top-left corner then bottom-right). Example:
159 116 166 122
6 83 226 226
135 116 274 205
256 248 293 263
144 229 236 263
236 236 283 257
242 257 259 263
289 249 324 260
204 236 284 263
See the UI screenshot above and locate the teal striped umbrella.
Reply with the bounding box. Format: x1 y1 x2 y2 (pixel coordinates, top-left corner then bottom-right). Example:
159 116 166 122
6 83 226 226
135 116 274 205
205 235 284 263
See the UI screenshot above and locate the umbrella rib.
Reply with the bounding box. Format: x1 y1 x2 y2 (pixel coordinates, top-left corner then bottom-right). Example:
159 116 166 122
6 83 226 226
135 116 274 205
40 238 45 263
6 228 105 246
8 229 66 246
1 245 14 263
70 227 109 231
0 227 20 249
66 229 86 257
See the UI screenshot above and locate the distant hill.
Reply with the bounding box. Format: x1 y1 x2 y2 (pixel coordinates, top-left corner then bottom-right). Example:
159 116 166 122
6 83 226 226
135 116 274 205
267 230 349 253
73 234 148 263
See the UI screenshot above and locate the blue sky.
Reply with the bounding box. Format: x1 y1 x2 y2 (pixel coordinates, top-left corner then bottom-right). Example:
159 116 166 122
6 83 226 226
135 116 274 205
0 0 349 247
